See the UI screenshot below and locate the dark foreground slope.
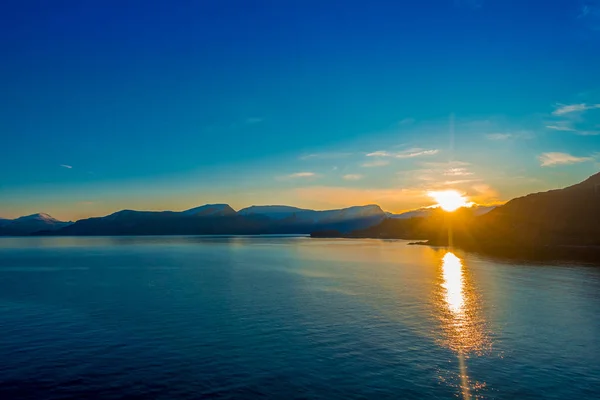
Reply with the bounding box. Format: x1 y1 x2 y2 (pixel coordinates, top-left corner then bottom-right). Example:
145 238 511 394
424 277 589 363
316 172 600 261
468 172 600 247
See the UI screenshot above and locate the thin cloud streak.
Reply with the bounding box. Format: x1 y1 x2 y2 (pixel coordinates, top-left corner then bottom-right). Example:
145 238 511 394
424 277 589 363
299 152 353 160
367 148 439 159
420 161 471 168
366 151 393 157
546 124 575 132
362 160 390 167
396 149 439 158
443 179 481 185
538 152 592 167
60 164 73 169
343 174 363 181
398 118 415 125
552 103 600 116
444 168 473 176
287 172 316 178
486 133 513 140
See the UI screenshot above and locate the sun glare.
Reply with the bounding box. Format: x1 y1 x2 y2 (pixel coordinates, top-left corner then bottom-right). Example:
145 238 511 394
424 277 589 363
428 190 471 212
441 252 465 314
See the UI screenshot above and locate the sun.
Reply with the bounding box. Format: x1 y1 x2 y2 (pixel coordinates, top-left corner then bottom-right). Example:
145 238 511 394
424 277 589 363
428 190 471 212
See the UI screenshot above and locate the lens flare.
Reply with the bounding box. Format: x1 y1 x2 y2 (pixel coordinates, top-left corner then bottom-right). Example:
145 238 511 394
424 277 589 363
428 190 471 212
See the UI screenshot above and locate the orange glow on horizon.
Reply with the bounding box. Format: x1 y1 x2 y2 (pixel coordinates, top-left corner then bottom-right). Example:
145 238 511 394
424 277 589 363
427 190 473 212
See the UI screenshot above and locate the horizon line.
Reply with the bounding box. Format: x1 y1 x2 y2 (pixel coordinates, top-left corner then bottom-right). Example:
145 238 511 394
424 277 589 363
2 201 505 222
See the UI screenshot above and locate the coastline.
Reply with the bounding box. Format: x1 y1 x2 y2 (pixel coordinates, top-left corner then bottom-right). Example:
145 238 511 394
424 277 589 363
310 232 600 264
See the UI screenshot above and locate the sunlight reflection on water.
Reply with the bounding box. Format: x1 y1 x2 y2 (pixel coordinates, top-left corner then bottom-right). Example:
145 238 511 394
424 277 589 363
1 237 599 399
438 251 491 399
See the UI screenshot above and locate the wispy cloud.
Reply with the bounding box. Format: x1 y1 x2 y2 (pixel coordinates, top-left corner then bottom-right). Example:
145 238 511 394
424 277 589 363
367 148 439 159
538 152 593 167
552 103 600 116
286 172 316 178
60 164 73 169
486 130 534 140
398 161 476 188
546 101 600 135
397 149 439 158
398 118 415 125
444 168 473 176
420 161 471 168
395 160 489 201
366 151 393 157
546 123 575 132
343 174 363 181
299 152 353 160
443 179 481 185
361 160 390 168
578 1 600 31
486 133 513 140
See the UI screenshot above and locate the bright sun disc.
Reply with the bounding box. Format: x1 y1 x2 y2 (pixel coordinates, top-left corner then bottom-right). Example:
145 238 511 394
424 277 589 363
428 190 470 212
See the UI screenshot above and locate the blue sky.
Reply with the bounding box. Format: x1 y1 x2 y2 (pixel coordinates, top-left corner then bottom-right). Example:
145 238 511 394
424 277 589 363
1 0 600 220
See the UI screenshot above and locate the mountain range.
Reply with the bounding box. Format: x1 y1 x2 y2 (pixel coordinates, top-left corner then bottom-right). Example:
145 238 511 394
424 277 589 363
3 172 598 256
0 213 72 236
0 204 389 236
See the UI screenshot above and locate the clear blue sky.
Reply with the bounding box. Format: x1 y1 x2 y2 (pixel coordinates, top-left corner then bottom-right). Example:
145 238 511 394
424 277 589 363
1 0 600 220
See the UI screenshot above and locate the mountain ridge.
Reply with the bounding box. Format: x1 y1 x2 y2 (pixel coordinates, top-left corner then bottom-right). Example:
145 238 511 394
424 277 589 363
0 213 72 236
15 204 386 236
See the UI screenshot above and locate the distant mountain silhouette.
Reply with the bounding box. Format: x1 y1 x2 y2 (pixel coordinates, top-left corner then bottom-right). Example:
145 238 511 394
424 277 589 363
50 209 260 236
181 204 237 217
238 204 387 233
26 204 386 236
387 204 496 219
238 205 313 219
0 213 72 236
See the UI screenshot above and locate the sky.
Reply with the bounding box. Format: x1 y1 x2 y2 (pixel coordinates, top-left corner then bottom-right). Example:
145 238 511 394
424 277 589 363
1 0 600 221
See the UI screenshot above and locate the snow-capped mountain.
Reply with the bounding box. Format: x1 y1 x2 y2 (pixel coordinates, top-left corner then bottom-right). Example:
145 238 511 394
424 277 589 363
14 213 59 223
0 213 72 235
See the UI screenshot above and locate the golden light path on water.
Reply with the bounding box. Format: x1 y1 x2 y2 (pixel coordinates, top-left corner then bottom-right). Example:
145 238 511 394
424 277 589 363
442 253 465 314
438 251 489 400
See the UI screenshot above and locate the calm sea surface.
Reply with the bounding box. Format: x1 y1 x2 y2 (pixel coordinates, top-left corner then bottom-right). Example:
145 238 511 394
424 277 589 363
0 236 599 399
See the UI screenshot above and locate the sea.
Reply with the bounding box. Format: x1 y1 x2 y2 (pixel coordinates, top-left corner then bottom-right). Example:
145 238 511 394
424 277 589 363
0 236 599 399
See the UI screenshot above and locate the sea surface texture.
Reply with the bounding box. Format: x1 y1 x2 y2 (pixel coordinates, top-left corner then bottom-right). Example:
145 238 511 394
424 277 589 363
0 236 599 399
